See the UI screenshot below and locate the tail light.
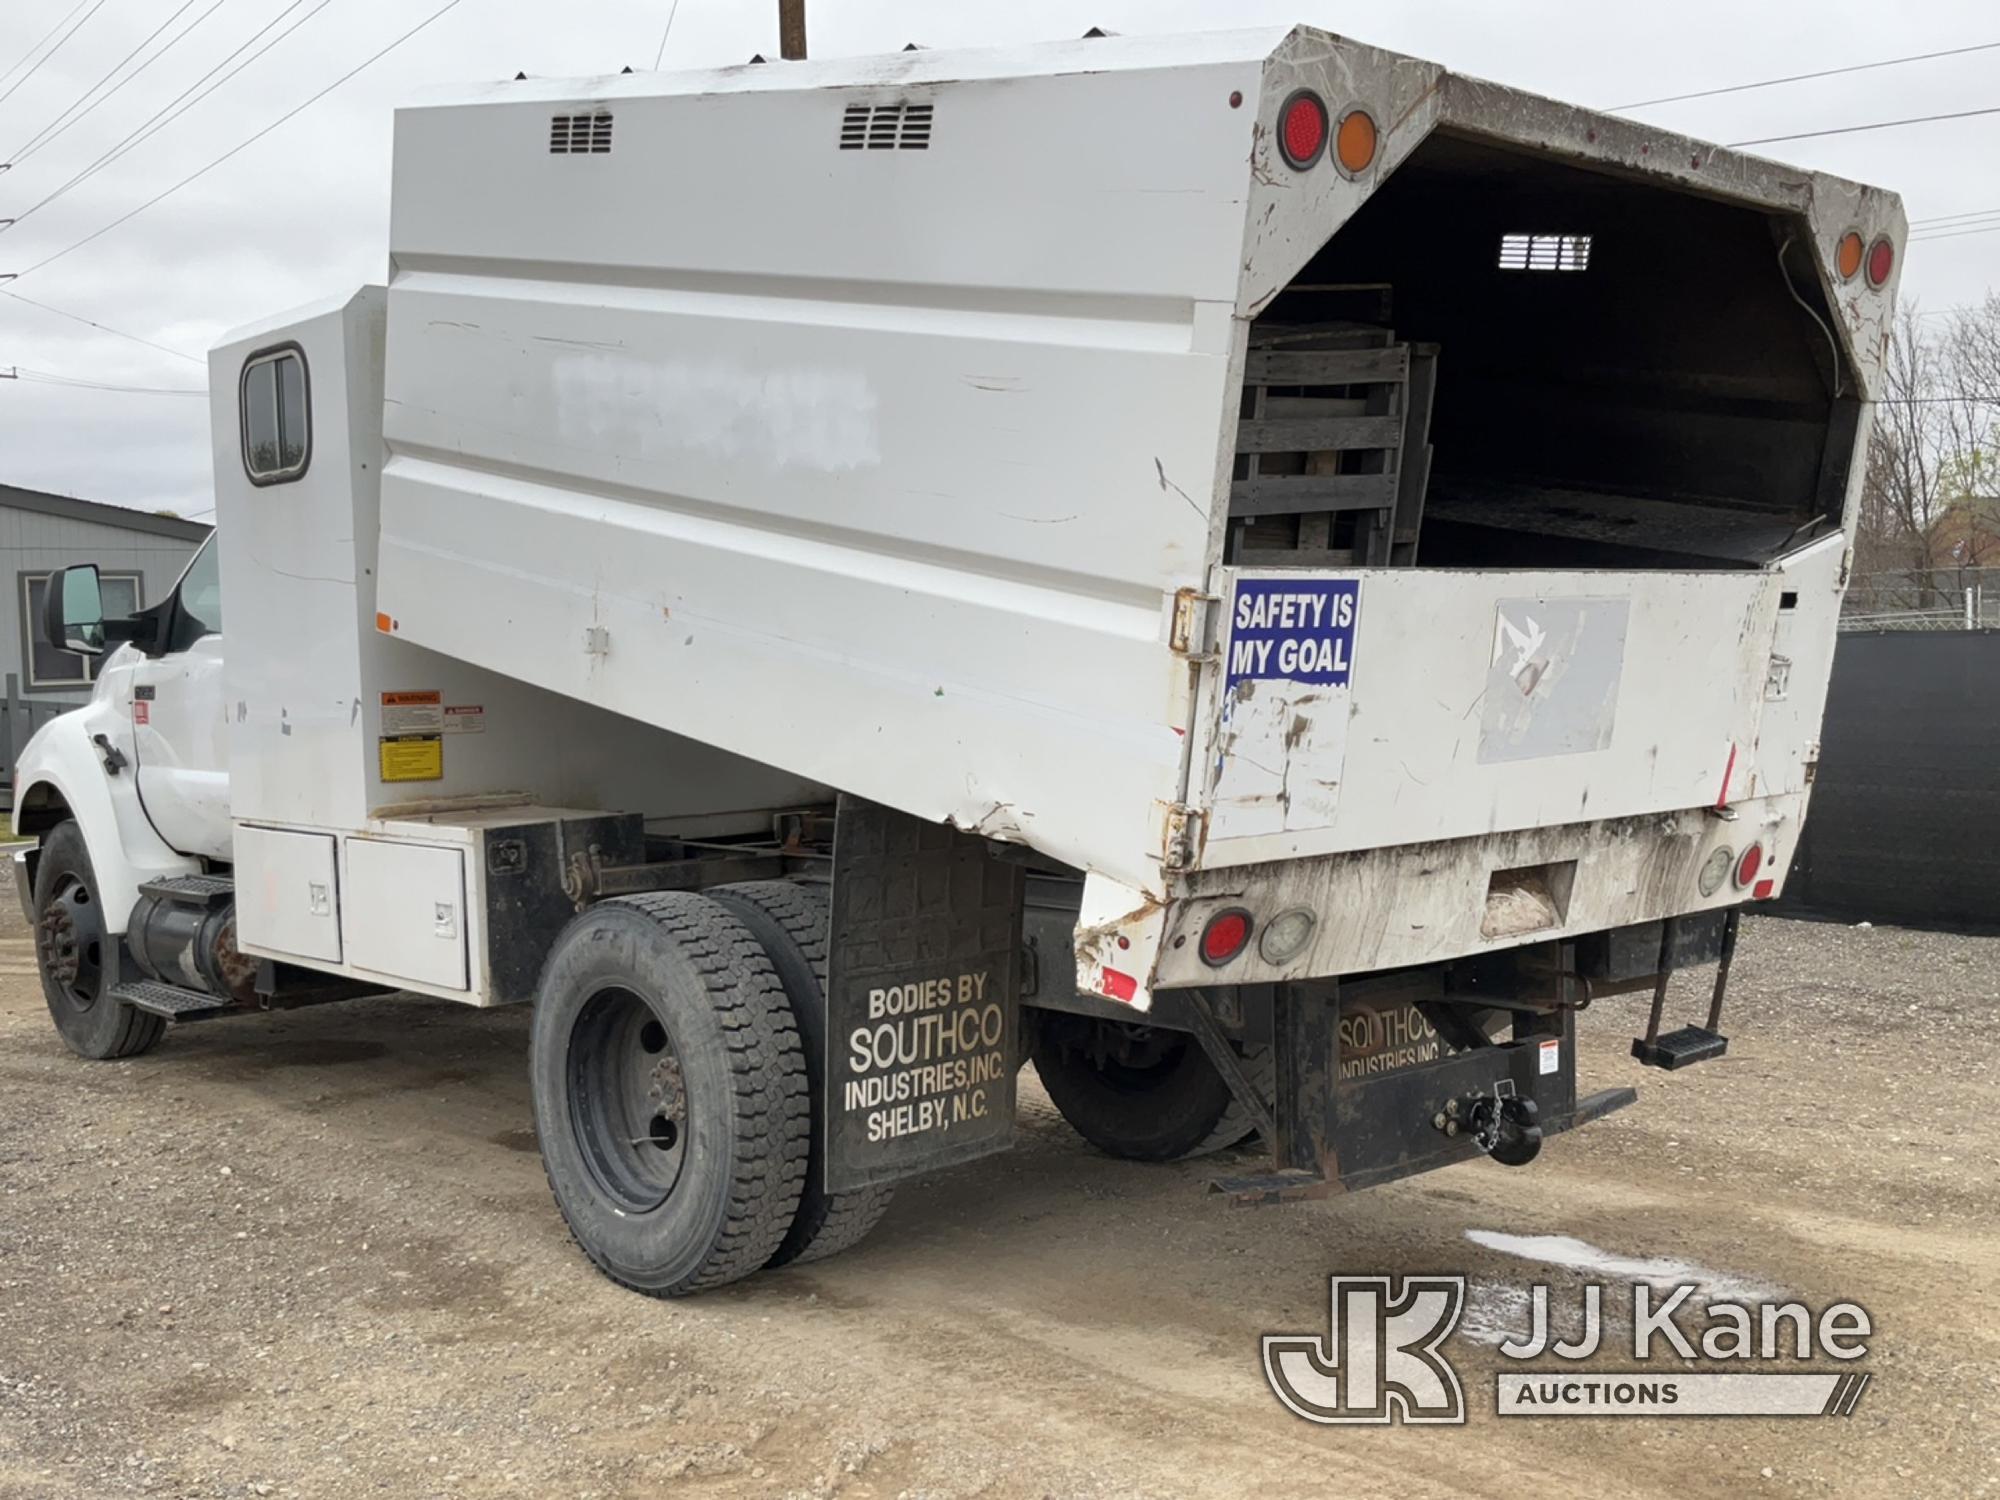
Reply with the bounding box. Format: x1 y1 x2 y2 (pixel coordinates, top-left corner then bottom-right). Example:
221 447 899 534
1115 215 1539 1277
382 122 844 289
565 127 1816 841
1733 844 1764 890
1836 231 1865 281
1258 907 1317 964
1865 235 1895 288
1278 90 1328 170
1199 908 1254 967
1335 109 1378 175
1698 846 1734 897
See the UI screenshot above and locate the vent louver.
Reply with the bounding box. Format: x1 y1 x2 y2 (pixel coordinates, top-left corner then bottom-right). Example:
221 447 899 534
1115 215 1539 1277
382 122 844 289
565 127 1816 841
838 102 934 150
550 110 614 154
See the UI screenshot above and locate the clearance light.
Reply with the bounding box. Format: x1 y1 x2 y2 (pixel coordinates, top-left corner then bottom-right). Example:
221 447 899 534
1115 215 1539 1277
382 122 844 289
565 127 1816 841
1278 90 1328 170
1734 844 1764 891
1836 230 1865 281
1258 907 1317 964
1200 908 1254 967
1335 109 1378 175
1865 236 1895 289
1698 846 1734 898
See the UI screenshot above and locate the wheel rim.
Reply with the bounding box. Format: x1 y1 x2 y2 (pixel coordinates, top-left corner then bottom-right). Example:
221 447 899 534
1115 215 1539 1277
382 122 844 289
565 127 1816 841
567 986 689 1213
37 874 104 1014
1085 1023 1191 1095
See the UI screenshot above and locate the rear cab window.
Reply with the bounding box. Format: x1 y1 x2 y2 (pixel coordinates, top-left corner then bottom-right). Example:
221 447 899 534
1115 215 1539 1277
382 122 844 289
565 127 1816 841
241 345 310 484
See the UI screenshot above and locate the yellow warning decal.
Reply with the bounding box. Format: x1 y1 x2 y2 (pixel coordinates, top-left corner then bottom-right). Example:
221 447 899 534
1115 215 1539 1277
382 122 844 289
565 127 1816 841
379 733 444 783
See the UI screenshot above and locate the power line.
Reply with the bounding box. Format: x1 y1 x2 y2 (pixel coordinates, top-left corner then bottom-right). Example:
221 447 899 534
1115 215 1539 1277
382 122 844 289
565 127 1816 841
1727 104 2000 148
1 287 203 364
4 0 331 234
1610 40 2000 112
0 0 110 113
1909 206 2000 228
0 2 89 89
11 366 206 396
10 0 469 276
6 0 237 170
8 1 202 162
1910 222 2000 244
653 0 685 70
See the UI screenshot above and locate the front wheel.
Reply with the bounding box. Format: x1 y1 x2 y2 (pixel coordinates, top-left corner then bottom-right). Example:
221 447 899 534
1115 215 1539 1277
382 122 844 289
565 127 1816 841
1029 1010 1271 1162
33 821 163 1060
530 892 810 1296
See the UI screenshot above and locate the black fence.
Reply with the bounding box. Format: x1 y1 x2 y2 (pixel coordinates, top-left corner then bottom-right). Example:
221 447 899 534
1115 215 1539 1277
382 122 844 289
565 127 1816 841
1778 631 2000 932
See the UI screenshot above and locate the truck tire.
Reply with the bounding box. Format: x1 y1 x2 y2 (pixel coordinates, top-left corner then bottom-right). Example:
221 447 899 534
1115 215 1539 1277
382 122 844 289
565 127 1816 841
530 892 809 1296
1030 1012 1272 1162
32 820 164 1061
710 880 895 1268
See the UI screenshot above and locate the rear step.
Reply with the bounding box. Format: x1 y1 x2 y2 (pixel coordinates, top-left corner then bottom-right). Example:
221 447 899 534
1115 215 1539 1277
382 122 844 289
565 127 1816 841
1631 909 1739 1071
1631 1024 1729 1070
110 979 235 1022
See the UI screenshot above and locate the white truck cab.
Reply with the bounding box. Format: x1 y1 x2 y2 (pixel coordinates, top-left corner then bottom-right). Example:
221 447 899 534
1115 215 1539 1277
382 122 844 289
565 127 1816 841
12 26 1901 1295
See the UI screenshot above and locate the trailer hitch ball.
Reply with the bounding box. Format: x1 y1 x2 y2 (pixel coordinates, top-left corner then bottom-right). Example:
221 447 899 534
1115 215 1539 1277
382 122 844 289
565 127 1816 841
1437 1091 1542 1167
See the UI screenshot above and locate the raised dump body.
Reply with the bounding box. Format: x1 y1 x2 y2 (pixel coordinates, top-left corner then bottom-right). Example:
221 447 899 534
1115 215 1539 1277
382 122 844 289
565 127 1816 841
373 26 1897 1009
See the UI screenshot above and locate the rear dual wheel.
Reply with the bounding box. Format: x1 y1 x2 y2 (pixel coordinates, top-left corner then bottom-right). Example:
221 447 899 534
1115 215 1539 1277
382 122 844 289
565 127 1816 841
531 884 890 1298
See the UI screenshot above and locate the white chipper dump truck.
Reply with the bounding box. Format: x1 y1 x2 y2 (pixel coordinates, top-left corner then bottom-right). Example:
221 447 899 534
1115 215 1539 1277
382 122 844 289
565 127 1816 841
13 26 1901 1294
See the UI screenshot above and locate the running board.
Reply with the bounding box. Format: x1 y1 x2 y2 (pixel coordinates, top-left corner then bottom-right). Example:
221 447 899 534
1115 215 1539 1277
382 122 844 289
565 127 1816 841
110 979 234 1022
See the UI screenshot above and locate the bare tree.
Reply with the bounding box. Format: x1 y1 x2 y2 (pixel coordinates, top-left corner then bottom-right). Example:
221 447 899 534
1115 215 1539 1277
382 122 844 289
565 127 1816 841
1851 301 2000 612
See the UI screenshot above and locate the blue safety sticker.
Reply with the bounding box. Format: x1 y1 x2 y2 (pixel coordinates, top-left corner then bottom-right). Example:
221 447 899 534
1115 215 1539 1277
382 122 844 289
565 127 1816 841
1224 579 1360 690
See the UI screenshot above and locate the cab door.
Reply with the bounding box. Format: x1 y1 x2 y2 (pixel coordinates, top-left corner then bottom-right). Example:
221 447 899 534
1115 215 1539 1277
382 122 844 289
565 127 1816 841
128 537 230 861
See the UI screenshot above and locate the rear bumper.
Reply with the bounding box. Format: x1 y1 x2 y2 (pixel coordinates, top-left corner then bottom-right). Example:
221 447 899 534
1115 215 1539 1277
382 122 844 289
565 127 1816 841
1155 801 1793 989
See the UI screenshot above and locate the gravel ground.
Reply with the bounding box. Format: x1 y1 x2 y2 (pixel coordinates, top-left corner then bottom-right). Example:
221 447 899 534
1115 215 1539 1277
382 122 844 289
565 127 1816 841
0 906 1994 1499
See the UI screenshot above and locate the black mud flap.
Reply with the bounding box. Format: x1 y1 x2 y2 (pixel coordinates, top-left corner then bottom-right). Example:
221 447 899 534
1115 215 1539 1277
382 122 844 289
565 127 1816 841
822 796 1025 1194
1215 986 1635 1205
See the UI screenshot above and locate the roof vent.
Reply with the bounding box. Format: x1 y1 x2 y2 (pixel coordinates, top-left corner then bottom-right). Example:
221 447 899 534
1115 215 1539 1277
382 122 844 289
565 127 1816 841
838 102 933 151
550 110 613 155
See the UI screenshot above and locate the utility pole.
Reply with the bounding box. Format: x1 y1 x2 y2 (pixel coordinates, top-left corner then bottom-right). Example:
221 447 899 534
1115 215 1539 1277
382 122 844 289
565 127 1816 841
779 0 806 60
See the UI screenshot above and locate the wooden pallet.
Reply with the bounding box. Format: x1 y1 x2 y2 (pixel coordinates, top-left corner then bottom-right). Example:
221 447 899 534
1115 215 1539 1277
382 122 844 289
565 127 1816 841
1229 323 1438 568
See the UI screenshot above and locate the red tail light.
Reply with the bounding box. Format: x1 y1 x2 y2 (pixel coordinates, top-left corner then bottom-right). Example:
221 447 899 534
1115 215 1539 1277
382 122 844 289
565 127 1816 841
1200 908 1253 967
1865 236 1895 288
1734 844 1764 890
1278 90 1328 170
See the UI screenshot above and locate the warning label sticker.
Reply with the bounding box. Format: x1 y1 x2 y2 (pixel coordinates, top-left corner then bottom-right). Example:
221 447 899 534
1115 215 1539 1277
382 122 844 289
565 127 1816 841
379 734 444 783
381 690 443 736
442 704 485 735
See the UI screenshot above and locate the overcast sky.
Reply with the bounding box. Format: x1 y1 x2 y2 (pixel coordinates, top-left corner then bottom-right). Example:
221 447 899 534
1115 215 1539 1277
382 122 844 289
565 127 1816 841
1 0 1994 518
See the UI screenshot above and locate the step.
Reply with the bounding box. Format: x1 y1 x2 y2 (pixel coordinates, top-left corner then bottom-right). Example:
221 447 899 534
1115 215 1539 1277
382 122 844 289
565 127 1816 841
110 979 232 1021
1630 1025 1729 1071
137 873 234 910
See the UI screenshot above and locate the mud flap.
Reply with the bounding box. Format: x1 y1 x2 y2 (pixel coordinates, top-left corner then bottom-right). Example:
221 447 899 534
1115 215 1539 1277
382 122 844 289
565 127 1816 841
823 795 1024 1193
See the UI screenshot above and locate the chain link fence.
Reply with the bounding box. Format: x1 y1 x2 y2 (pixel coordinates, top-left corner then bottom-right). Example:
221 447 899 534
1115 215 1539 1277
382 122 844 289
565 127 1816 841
1842 568 2000 632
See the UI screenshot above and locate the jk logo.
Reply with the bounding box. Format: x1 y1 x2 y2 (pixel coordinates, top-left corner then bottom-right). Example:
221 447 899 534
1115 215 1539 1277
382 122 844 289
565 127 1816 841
1263 1276 1467 1425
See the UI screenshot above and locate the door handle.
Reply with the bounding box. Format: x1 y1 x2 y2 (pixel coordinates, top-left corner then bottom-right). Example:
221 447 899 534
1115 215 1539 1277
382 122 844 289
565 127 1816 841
91 733 128 776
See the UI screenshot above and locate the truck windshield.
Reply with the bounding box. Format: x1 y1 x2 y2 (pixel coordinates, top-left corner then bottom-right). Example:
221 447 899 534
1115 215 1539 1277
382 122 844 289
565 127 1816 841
176 536 223 639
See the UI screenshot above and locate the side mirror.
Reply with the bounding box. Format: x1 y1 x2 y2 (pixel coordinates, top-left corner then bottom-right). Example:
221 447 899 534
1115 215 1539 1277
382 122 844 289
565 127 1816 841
44 564 106 656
